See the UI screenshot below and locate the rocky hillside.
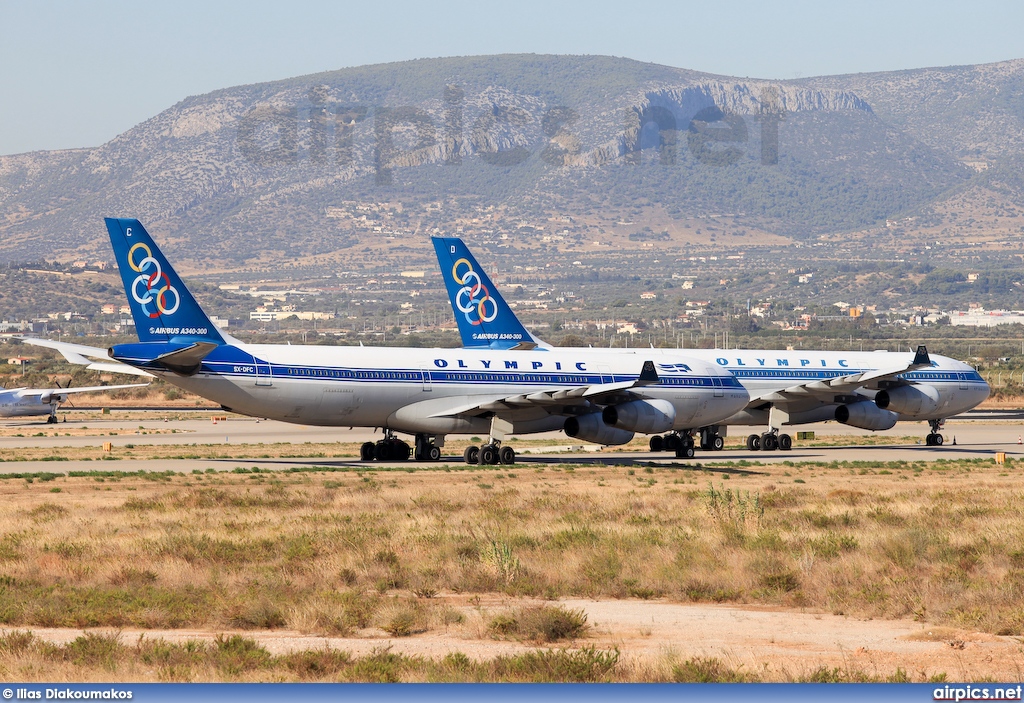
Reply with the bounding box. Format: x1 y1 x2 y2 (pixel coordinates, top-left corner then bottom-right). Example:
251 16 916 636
0 54 1020 269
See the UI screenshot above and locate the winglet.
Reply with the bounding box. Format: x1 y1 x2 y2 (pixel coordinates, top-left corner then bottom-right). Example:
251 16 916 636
638 360 659 385
913 345 930 366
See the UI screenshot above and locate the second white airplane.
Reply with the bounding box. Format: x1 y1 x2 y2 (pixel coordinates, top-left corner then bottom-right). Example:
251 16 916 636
432 236 991 452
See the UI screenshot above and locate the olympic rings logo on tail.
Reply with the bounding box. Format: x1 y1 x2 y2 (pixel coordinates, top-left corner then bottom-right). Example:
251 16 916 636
128 242 180 318
452 258 498 326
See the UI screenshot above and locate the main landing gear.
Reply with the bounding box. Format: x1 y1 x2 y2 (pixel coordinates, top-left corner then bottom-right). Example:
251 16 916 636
648 430 709 459
463 441 516 465
360 431 444 462
745 430 792 452
925 420 945 447
464 417 517 465
360 430 412 462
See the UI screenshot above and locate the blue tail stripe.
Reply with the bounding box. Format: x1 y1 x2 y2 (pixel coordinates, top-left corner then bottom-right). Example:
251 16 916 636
431 237 541 350
105 218 224 345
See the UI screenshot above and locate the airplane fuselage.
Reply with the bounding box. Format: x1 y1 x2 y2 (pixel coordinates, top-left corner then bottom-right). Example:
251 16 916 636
565 347 987 426
0 390 58 418
112 343 749 434
684 348 987 424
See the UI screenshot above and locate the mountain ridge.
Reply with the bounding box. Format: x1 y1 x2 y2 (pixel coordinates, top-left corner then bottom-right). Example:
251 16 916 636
1 53 1021 269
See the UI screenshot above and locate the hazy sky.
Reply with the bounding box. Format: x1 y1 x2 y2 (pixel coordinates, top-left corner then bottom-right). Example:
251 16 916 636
1 0 1023 155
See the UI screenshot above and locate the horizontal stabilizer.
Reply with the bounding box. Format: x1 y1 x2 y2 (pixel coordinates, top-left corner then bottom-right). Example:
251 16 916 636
150 341 220 375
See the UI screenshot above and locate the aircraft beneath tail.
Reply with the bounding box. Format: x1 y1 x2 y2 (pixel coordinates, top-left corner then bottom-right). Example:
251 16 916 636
0 381 149 422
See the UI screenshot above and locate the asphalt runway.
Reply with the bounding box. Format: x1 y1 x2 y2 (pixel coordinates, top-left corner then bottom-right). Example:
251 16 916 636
0 412 1022 474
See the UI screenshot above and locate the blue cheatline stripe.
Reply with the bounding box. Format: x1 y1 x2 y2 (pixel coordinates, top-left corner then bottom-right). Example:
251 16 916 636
117 354 977 389
195 361 735 388
728 369 983 383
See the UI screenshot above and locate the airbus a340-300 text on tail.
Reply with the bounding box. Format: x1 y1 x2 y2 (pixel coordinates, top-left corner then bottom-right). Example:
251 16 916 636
433 236 990 453
101 219 749 463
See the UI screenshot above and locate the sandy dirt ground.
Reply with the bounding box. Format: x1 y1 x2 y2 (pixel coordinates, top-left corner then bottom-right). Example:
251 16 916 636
3 412 1024 680
13 596 1023 681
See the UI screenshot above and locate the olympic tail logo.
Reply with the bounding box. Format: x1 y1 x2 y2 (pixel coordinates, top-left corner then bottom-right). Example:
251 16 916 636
128 242 180 319
452 258 498 326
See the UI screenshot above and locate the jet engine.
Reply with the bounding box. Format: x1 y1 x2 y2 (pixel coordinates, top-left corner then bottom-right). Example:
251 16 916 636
835 401 898 431
602 398 676 434
564 414 635 445
874 384 940 417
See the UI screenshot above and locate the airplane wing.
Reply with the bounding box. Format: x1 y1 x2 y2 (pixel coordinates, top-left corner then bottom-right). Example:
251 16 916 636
18 383 149 400
428 360 660 419
749 346 933 406
16 338 155 378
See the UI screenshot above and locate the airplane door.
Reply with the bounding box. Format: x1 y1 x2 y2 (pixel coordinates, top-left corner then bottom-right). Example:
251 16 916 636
712 377 724 397
598 365 612 384
255 363 273 387
958 373 969 390
420 366 432 392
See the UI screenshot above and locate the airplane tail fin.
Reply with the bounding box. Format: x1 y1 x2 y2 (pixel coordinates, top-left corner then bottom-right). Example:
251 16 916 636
105 218 227 345
431 236 548 350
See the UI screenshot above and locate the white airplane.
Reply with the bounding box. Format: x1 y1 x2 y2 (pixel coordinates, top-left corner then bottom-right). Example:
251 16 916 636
432 237 991 453
95 218 749 464
0 381 149 423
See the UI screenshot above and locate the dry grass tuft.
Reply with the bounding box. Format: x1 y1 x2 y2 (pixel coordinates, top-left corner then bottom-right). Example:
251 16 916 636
489 605 589 642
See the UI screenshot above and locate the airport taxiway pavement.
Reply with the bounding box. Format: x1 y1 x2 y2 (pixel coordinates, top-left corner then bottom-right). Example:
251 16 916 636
0 412 1022 474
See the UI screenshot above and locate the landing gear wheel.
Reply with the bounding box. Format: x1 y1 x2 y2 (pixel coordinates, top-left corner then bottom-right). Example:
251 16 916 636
675 444 695 459
712 435 725 451
464 445 480 464
396 441 411 461
665 434 681 452
778 434 793 451
427 445 441 461
761 433 778 451
649 435 664 452
479 444 497 465
934 433 944 446
47 416 56 424
746 434 761 451
360 441 375 461
375 440 393 461
499 446 516 465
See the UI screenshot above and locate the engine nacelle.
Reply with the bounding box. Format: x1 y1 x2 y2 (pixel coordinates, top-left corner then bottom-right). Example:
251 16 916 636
564 414 635 446
835 401 898 431
875 384 940 417
602 398 676 434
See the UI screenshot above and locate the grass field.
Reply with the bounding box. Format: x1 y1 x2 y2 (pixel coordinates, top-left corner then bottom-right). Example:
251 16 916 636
0 453 1022 681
